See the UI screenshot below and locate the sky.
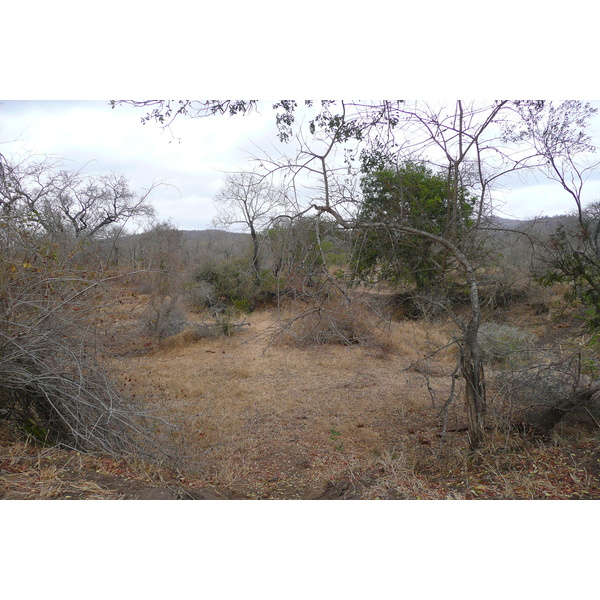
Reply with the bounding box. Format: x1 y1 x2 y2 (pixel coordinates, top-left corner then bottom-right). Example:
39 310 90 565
3 100 600 233
3 0 600 234
0 100 284 231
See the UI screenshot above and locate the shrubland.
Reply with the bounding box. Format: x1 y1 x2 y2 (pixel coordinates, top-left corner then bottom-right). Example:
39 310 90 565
2 100 600 499
2 211 599 499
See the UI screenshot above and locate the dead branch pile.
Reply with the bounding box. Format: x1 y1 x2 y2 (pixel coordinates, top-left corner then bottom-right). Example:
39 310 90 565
0 263 178 463
0 312 173 459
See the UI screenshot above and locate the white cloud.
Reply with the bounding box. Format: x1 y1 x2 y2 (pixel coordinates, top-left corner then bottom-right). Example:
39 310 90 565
494 184 587 220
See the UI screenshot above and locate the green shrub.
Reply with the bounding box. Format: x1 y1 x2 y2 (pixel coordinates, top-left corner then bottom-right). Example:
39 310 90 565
190 260 287 313
192 259 256 310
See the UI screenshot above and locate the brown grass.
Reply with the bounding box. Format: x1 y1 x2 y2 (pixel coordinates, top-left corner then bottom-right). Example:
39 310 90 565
0 443 124 499
119 304 462 498
3 282 599 500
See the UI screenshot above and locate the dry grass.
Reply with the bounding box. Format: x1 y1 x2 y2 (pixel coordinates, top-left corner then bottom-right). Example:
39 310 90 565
3 283 599 500
0 436 183 499
119 304 462 498
0 443 124 499
361 443 448 500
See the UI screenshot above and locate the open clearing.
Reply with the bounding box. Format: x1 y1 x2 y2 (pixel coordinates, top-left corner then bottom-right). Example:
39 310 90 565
2 290 600 500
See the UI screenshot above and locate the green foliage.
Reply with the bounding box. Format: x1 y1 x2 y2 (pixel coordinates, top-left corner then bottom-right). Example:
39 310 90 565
193 259 255 307
329 427 343 451
20 415 55 446
230 297 253 314
191 258 280 313
353 160 476 290
579 355 600 378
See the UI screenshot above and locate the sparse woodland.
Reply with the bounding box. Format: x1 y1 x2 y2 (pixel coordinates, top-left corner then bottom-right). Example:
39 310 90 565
2 100 600 499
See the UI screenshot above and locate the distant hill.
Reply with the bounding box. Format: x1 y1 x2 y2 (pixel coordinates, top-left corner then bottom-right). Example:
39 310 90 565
181 229 250 242
108 228 252 267
180 229 252 262
487 213 579 238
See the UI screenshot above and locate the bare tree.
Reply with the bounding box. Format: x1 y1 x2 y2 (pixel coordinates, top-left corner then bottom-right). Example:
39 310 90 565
213 170 288 280
513 100 598 226
135 221 188 346
110 100 259 128
0 155 156 241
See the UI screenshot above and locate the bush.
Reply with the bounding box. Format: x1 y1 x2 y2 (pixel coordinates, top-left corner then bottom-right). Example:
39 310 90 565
139 296 188 344
389 289 453 320
478 322 534 365
276 297 392 351
491 353 600 434
0 308 169 458
185 280 217 312
191 260 257 311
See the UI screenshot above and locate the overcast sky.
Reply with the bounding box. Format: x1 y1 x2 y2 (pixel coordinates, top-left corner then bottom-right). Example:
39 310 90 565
2 99 600 231
3 1 600 235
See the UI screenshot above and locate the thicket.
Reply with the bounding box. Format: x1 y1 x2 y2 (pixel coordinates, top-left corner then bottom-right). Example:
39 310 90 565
190 259 262 313
536 203 600 333
0 156 177 461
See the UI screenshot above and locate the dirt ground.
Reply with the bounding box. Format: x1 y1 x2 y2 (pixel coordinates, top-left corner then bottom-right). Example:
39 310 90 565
2 294 600 500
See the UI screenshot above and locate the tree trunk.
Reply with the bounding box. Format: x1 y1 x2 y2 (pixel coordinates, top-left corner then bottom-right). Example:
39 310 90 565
249 225 260 283
460 324 486 450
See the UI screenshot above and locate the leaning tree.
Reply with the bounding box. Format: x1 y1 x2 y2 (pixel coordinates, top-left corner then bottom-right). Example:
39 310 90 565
112 99 597 449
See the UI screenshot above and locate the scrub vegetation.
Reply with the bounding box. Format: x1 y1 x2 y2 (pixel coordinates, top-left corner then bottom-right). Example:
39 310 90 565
2 100 600 499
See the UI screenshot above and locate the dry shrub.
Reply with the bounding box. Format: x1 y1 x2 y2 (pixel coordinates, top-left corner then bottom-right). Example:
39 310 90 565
159 323 229 350
139 296 188 343
0 316 176 460
485 345 600 436
478 322 534 365
159 328 205 350
389 319 458 367
0 271 182 464
275 297 393 351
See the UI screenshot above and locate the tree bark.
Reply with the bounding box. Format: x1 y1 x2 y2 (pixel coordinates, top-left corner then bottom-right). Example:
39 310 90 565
249 224 260 283
460 324 487 450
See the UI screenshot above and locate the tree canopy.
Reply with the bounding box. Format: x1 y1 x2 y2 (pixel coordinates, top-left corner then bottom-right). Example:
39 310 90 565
0 156 156 241
352 160 476 290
